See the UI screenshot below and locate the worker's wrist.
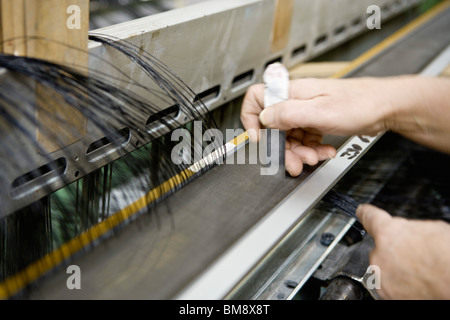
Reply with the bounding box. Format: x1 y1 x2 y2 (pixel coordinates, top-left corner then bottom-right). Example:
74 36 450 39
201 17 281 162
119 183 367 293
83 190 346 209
378 75 450 154
377 75 426 134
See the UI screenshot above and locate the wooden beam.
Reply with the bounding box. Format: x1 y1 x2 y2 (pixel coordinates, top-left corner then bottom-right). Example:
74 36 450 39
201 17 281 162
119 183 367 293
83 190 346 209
290 61 350 79
0 0 27 55
0 0 89 153
270 0 294 53
24 0 89 68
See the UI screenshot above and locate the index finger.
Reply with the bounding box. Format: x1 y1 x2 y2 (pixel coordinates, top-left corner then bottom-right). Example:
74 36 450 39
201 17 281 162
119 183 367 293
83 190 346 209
356 204 393 239
240 84 265 141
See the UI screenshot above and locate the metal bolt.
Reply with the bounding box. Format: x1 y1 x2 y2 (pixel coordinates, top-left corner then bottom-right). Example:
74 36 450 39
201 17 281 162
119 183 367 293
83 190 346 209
320 232 335 246
285 280 298 289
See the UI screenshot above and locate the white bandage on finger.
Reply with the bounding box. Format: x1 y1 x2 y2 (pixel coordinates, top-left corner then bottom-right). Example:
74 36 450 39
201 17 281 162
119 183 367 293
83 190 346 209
263 62 289 108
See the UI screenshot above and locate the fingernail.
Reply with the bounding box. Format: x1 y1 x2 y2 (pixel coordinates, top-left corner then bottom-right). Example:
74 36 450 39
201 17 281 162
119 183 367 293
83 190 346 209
328 150 336 159
259 109 273 127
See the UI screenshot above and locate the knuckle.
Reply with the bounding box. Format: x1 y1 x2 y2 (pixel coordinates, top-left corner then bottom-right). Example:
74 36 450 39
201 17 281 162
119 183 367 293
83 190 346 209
239 111 249 124
243 85 259 103
248 83 263 97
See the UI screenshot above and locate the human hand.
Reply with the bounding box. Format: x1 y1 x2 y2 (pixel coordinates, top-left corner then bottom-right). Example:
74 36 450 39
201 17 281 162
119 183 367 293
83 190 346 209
241 77 391 176
357 204 450 300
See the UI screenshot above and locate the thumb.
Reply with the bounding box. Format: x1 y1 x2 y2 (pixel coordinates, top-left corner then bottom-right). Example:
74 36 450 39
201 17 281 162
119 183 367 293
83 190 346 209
259 99 322 131
356 204 393 238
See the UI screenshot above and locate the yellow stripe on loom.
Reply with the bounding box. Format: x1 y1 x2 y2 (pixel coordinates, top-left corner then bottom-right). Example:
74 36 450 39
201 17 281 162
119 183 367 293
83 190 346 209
233 131 249 146
0 169 195 299
2 1 448 299
332 0 450 79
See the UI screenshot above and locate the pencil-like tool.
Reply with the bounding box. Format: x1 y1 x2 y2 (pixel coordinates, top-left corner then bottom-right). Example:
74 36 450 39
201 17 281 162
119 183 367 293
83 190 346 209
261 63 289 178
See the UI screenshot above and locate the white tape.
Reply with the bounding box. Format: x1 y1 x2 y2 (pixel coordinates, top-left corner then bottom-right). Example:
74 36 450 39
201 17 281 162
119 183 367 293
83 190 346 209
263 62 290 107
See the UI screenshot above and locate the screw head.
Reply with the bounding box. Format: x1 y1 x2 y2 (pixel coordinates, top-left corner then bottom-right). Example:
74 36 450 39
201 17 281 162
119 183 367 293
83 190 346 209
320 232 335 246
285 280 299 289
